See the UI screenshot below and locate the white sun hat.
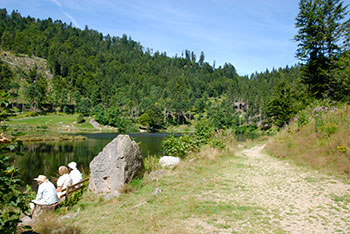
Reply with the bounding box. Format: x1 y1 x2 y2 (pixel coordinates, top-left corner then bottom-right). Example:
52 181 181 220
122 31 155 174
34 175 47 182
68 162 77 170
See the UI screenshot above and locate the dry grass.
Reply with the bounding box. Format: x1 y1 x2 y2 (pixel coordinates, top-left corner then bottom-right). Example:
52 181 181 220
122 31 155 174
34 132 350 233
266 104 350 176
58 141 271 234
29 212 81 234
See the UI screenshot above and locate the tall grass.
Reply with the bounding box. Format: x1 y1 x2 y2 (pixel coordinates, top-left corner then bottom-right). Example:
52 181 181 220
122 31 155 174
266 103 350 175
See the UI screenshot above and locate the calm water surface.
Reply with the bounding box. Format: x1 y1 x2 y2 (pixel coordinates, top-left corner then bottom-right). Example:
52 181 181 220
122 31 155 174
16 132 174 188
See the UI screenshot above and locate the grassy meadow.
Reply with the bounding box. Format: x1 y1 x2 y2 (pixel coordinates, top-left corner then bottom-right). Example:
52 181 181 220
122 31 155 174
266 103 350 176
6 113 94 130
4 113 107 141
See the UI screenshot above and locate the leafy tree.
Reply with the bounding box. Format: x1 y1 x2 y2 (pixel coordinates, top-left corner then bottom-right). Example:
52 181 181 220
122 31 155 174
76 113 85 123
139 105 164 132
329 51 350 101
77 97 91 116
24 74 48 110
0 61 13 90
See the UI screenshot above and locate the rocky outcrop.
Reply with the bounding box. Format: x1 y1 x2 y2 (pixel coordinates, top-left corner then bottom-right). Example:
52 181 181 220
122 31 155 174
88 135 145 197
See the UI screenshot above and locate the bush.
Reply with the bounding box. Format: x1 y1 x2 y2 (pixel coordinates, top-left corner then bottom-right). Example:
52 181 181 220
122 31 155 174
63 105 74 114
161 134 198 158
143 155 161 173
194 119 214 145
76 114 85 124
0 92 33 233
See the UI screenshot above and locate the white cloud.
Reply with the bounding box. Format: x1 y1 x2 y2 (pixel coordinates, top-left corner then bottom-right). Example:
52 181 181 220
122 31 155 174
63 11 81 28
50 0 61 7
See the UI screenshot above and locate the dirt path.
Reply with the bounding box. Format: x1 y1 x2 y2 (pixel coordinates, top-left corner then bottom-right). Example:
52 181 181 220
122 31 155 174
193 144 350 233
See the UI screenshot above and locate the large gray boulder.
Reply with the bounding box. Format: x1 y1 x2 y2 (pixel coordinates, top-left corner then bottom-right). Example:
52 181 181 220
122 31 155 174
88 134 144 197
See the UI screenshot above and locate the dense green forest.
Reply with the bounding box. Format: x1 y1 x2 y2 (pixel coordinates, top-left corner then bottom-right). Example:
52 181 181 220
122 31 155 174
0 0 350 232
0 0 349 132
0 8 302 132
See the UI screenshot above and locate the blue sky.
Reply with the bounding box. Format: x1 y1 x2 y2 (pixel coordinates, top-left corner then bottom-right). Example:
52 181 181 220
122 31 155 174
1 0 350 75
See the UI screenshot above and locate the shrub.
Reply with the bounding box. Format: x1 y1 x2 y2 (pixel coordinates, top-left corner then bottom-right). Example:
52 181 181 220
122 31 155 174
161 134 198 158
0 92 33 233
63 105 73 114
76 114 85 124
194 119 214 145
143 155 161 173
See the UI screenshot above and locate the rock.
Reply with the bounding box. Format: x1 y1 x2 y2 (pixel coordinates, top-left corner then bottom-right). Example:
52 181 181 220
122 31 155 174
90 118 102 129
159 156 181 168
88 135 145 197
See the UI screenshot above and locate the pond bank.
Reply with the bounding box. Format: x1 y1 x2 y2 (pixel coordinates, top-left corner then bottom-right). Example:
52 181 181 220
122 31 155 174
18 134 87 142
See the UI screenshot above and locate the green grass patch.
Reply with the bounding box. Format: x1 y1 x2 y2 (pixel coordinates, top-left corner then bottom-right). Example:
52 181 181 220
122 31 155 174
331 194 350 205
50 145 284 234
5 114 100 137
7 114 77 126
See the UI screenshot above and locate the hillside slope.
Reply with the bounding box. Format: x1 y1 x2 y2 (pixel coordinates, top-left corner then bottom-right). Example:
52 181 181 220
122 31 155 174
0 50 52 80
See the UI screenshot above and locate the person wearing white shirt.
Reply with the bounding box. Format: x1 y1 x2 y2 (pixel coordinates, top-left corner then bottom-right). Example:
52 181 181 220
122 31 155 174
56 166 72 199
30 175 59 212
68 161 82 187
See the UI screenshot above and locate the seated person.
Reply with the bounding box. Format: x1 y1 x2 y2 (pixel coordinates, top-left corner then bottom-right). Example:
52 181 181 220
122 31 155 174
68 161 82 187
30 175 59 213
56 166 72 199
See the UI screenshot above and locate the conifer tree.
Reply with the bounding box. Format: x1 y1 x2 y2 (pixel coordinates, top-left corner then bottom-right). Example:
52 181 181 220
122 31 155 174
294 0 349 98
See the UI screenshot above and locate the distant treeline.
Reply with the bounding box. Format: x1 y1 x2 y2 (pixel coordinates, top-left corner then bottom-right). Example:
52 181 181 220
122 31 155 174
0 8 301 131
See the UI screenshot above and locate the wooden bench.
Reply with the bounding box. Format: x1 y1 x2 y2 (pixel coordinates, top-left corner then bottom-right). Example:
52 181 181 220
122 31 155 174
60 177 89 205
30 178 89 218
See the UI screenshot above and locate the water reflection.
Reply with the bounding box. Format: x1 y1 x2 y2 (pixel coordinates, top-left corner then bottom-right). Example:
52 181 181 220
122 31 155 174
16 132 176 188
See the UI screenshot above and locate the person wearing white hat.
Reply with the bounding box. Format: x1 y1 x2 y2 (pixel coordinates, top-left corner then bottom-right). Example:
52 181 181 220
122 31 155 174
68 162 82 187
30 175 59 212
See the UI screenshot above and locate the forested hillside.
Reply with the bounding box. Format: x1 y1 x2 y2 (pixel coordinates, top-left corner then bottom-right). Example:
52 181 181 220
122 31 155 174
0 8 301 131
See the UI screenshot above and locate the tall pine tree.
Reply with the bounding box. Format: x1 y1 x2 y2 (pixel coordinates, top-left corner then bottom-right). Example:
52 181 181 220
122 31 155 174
294 0 349 98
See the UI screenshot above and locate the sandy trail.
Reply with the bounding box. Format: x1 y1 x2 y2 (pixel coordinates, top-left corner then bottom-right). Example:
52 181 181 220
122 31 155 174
198 144 350 233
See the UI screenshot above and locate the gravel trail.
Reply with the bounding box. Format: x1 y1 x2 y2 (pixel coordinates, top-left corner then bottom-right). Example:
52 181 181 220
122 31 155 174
195 144 350 233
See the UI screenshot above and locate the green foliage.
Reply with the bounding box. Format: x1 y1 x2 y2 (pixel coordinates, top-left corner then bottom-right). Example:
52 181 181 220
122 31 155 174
296 110 310 128
329 51 350 102
77 98 91 116
139 112 152 128
143 155 161 173
94 106 132 132
76 113 85 124
264 81 303 128
161 134 198 158
295 0 350 98
312 105 339 136
0 91 32 233
139 105 164 132
194 119 214 145
0 60 13 90
63 105 74 114
65 186 87 208
161 118 224 158
0 9 303 130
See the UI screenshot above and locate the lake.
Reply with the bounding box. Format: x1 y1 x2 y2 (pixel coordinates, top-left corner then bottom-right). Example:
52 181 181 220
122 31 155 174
16 132 176 188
